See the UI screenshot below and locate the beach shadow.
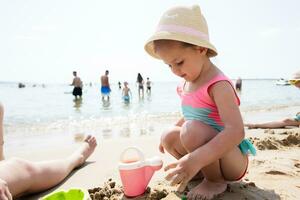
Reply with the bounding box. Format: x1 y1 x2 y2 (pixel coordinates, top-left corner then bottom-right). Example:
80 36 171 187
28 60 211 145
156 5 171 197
19 161 95 200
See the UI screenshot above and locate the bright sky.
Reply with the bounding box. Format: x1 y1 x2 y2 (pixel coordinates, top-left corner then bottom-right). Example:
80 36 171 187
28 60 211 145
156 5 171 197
0 0 299 84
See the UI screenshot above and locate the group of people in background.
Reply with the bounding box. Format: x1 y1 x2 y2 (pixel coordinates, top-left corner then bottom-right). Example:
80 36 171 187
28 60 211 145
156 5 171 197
136 73 152 99
71 70 152 104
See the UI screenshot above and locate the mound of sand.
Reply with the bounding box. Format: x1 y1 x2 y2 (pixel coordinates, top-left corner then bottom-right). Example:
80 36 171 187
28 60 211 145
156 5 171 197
88 179 169 200
87 178 281 200
249 132 300 150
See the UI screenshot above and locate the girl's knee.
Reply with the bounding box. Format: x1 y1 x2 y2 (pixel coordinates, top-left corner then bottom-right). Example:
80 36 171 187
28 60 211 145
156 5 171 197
161 127 180 149
180 121 218 149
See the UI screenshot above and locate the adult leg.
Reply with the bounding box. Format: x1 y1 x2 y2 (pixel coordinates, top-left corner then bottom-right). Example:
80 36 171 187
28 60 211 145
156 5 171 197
0 135 97 198
245 118 300 129
179 121 247 200
0 103 4 161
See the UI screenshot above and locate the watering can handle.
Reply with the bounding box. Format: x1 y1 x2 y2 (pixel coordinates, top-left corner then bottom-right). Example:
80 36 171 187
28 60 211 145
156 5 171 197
120 147 145 162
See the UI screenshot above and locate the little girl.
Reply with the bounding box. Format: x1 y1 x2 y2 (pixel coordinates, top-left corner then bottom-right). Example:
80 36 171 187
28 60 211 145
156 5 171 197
144 5 256 199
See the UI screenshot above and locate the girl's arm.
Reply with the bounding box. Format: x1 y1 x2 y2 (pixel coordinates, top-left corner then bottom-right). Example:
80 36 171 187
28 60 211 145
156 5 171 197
191 81 244 168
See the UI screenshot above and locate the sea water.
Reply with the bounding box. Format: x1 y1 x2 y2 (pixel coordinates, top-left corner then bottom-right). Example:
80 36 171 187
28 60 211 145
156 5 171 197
1 80 299 152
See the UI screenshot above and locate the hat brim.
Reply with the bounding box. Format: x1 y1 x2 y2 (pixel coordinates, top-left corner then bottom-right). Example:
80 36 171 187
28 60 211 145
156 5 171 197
145 31 218 59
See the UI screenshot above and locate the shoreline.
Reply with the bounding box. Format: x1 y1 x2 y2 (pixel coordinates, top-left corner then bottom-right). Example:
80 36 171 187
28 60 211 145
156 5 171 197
4 105 300 155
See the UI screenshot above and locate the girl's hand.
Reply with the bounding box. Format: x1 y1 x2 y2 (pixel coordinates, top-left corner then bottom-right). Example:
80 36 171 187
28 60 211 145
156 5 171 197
164 153 201 192
0 179 12 200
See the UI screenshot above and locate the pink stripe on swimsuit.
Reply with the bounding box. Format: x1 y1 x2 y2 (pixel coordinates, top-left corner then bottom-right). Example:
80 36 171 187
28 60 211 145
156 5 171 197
177 74 239 131
177 74 256 155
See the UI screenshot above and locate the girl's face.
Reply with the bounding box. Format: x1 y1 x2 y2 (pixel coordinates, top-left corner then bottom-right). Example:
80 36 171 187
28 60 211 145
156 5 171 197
155 41 207 82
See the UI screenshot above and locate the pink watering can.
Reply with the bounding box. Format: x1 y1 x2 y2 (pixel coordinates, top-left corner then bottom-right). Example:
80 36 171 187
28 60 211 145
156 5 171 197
118 147 163 197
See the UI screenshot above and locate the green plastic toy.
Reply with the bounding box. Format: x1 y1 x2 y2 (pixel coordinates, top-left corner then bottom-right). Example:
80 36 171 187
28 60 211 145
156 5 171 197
181 195 187 200
41 188 91 200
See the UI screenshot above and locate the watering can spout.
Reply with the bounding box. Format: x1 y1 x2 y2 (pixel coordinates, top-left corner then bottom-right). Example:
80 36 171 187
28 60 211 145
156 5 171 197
144 156 163 186
118 147 163 197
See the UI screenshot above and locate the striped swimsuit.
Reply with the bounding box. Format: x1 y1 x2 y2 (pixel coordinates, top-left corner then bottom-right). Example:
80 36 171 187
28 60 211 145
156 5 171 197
177 74 256 156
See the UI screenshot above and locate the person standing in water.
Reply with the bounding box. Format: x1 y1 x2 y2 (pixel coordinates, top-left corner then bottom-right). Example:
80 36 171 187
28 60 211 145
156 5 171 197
100 70 111 101
146 77 152 94
122 81 132 103
235 77 242 91
136 73 144 98
71 71 83 99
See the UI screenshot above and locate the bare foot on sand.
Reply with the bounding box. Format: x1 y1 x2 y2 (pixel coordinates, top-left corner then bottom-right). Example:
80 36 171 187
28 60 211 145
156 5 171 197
71 135 97 167
187 179 227 200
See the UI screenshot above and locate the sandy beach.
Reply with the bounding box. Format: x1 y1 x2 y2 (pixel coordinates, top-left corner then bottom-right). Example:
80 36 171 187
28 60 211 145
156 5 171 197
6 125 298 200
1 0 300 198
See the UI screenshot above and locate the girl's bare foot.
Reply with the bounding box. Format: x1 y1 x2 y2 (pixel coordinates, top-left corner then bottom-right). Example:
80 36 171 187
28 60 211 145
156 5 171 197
187 179 227 200
72 135 97 167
